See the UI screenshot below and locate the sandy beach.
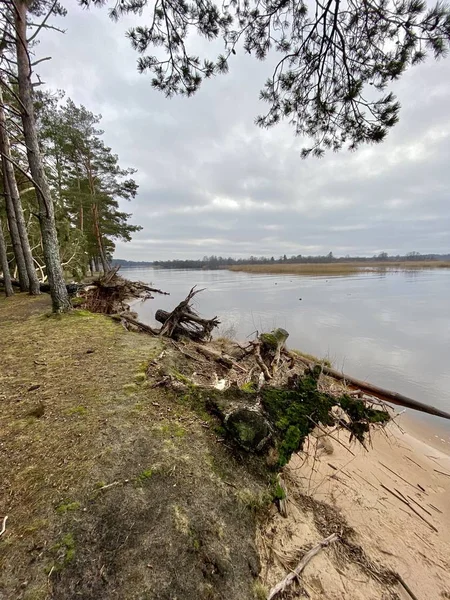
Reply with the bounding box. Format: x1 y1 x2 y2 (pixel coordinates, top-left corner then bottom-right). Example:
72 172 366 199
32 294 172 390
259 415 450 599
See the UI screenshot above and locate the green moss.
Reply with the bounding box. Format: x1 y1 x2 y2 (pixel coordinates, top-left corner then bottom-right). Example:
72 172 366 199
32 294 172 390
71 297 85 307
134 372 147 384
67 406 87 416
71 309 94 318
240 381 256 393
272 482 286 501
123 383 138 395
47 532 76 573
137 469 153 483
56 501 81 514
261 371 389 466
259 333 278 350
172 369 194 386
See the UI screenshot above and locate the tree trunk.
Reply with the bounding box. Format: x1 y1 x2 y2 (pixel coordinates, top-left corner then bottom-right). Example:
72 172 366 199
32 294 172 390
14 2 71 312
92 203 109 272
94 256 100 273
89 257 95 276
0 215 14 297
2 162 29 291
0 88 40 295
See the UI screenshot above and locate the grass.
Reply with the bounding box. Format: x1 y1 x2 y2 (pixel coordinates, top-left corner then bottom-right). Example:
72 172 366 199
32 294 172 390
228 260 450 276
0 292 268 600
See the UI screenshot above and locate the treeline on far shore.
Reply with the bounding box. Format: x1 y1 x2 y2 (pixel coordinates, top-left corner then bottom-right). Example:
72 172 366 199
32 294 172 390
114 252 450 270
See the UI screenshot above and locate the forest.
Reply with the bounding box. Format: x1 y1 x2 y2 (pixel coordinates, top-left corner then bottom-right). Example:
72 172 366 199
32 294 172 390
148 252 450 269
0 4 141 313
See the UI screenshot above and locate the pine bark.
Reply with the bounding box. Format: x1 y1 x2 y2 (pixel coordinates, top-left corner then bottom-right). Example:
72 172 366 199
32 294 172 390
0 88 40 295
14 1 71 312
0 215 14 297
2 162 29 290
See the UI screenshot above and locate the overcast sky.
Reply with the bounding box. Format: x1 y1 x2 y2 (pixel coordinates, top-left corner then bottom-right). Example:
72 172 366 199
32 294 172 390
37 3 450 260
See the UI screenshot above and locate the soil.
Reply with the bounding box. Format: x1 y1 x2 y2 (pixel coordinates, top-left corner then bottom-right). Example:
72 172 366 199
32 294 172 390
0 294 267 600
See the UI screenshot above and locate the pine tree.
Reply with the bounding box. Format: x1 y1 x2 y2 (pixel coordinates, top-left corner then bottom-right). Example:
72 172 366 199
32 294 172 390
82 0 450 154
39 97 141 275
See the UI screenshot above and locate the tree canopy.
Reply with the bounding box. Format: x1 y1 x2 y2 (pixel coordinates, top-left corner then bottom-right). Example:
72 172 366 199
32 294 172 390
81 0 450 154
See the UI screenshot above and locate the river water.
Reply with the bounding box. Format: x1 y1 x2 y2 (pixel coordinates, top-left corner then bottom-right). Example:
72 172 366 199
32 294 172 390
122 266 450 433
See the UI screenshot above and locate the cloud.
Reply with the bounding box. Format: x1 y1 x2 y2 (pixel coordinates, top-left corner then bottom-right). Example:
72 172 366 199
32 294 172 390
37 5 450 260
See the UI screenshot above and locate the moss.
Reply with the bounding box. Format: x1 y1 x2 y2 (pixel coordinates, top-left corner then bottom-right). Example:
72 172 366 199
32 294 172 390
172 369 194 386
134 372 147 384
71 309 94 318
261 371 389 466
259 333 278 350
123 383 138 395
56 501 81 514
137 469 153 483
71 297 85 307
159 423 186 438
240 381 256 393
67 406 87 416
253 581 269 600
48 532 76 573
272 481 286 501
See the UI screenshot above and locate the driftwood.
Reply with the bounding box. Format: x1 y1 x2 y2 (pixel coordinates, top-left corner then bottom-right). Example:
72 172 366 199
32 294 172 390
156 286 220 341
297 355 450 421
267 533 339 600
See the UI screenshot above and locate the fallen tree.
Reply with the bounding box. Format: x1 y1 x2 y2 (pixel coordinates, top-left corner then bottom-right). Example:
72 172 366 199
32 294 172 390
155 286 220 341
79 267 169 314
296 355 450 421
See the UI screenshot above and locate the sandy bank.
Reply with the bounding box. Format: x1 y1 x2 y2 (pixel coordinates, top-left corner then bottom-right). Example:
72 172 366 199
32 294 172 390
260 417 450 599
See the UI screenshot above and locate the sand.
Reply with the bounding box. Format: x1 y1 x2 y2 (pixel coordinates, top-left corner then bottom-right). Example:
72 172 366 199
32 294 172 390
259 415 450 599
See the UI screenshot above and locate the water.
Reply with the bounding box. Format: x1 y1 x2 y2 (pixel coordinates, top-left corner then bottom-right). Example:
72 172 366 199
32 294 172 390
122 266 450 432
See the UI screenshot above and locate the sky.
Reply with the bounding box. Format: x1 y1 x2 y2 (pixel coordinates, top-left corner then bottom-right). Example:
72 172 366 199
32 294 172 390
37 3 450 261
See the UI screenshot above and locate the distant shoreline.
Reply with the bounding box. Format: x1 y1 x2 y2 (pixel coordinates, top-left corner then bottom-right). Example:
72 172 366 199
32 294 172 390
227 260 450 275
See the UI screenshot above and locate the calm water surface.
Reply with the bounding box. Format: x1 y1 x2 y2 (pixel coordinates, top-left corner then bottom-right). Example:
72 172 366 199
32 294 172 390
122 267 450 432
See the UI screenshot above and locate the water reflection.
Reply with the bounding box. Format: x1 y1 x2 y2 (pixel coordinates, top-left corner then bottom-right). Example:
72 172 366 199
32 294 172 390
123 267 450 430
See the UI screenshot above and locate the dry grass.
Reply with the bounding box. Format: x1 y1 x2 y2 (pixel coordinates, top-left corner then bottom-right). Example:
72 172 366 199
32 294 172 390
228 260 450 276
0 293 268 600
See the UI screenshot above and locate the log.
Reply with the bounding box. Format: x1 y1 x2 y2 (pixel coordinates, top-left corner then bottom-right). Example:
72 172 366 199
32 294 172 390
0 276 80 296
296 355 450 421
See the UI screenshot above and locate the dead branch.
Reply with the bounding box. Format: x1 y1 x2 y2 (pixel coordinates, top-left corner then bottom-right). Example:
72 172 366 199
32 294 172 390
0 515 8 537
267 533 339 600
111 314 159 335
396 574 420 600
434 469 450 478
252 341 272 380
193 343 246 372
380 484 438 532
